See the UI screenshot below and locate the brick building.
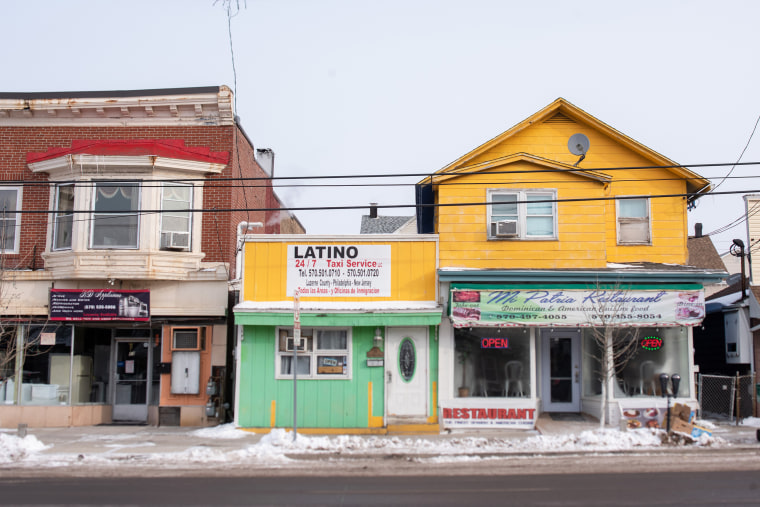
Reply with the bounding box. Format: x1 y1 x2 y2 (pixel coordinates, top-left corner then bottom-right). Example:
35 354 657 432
0 86 303 427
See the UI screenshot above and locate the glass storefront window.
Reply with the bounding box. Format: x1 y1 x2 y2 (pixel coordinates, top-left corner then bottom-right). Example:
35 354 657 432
454 328 531 398
583 327 689 398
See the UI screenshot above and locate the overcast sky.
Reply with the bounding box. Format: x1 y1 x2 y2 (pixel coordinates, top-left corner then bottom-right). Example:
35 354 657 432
2 0 758 255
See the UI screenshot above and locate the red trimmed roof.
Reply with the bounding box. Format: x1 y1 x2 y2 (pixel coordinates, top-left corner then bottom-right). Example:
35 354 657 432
27 139 229 165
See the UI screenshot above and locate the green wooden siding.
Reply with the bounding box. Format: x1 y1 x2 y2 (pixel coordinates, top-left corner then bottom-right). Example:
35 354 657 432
237 325 385 428
428 325 439 417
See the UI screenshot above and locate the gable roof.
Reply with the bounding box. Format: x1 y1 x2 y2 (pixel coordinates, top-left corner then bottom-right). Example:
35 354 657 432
429 98 711 198
687 235 727 271
360 215 415 234
429 152 613 185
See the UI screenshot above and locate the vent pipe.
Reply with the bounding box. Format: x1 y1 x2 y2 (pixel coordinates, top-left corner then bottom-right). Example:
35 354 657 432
369 203 378 219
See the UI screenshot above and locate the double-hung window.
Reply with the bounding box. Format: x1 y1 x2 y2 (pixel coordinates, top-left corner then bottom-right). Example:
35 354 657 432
91 181 140 249
53 184 75 250
160 183 192 251
488 189 556 239
0 187 21 253
617 198 651 245
275 327 351 379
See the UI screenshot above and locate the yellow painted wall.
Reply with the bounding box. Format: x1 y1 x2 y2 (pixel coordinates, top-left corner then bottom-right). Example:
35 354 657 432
437 114 688 269
242 238 438 302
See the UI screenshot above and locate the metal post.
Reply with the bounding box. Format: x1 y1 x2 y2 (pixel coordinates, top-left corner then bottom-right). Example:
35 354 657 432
14 324 25 404
736 371 741 426
293 290 300 442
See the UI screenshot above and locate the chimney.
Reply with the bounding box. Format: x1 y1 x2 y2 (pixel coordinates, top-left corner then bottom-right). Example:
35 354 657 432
255 148 275 177
695 223 703 238
369 203 378 219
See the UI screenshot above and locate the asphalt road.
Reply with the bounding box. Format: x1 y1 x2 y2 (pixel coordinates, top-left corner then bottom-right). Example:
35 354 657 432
1 470 758 506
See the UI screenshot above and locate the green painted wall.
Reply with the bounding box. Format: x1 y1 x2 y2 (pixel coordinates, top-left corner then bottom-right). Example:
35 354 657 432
237 325 385 428
428 325 439 417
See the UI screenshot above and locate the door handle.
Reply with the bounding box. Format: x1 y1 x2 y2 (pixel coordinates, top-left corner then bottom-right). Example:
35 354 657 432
387 371 392 384
574 371 579 383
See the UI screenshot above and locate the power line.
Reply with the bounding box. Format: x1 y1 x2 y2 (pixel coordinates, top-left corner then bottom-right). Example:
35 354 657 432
9 187 760 215
712 114 760 192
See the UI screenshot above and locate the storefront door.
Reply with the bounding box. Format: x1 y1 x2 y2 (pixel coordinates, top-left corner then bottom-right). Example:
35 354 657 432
541 329 581 413
111 338 151 422
386 327 428 423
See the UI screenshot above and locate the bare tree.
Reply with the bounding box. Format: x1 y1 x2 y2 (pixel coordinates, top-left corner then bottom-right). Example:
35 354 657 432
0 236 55 402
583 286 641 428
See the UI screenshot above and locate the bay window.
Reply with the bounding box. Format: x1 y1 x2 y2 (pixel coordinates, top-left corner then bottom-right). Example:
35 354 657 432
160 183 192 251
91 182 140 249
53 184 74 250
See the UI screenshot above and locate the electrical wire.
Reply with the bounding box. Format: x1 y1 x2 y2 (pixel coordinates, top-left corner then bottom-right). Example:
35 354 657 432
711 113 760 193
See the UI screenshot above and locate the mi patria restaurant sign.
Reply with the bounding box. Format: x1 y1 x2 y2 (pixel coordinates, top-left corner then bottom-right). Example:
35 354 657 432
450 288 705 328
286 244 391 297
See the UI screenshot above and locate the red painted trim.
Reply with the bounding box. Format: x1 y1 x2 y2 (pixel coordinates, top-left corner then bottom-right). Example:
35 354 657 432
27 139 229 164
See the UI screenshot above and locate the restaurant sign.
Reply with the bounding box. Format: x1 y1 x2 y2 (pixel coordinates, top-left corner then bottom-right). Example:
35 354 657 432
441 403 537 429
50 289 150 321
450 288 704 327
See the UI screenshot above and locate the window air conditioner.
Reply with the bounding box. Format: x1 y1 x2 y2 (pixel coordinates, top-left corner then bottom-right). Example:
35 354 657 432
161 231 190 250
285 337 305 352
491 220 518 237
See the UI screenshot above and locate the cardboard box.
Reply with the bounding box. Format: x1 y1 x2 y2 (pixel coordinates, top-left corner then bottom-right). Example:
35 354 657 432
672 403 694 423
669 416 694 435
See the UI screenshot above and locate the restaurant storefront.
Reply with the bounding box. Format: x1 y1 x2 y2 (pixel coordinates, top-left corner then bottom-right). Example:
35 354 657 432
437 270 721 430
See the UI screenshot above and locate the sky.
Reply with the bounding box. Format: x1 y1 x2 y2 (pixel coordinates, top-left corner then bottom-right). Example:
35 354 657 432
1 1 759 255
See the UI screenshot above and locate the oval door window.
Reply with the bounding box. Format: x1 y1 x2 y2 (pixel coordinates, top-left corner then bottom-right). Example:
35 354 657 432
398 337 416 382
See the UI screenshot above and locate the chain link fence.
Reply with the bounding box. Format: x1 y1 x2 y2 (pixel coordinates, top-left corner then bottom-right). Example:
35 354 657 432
697 373 757 422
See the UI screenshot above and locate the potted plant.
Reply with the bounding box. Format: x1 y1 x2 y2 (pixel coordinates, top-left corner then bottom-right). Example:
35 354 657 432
456 340 473 397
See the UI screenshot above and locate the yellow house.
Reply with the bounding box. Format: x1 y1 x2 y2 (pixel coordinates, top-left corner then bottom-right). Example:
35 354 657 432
419 98 726 429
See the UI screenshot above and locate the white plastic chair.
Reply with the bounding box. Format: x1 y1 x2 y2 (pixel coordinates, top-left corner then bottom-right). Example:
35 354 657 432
504 361 524 397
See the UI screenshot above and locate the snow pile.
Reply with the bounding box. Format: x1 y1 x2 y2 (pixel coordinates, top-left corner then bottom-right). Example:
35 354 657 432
0 433 49 463
739 417 760 428
190 423 249 439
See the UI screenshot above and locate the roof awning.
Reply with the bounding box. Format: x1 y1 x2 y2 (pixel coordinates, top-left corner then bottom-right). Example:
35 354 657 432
234 301 443 327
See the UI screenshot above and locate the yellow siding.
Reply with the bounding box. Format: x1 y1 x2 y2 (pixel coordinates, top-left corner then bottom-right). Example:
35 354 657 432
438 117 689 269
242 239 437 302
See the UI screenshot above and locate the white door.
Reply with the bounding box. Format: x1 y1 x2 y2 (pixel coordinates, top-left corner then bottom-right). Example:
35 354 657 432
386 327 428 422
541 329 581 412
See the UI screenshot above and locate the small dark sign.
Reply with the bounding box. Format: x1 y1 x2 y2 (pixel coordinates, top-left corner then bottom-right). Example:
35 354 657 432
50 289 150 321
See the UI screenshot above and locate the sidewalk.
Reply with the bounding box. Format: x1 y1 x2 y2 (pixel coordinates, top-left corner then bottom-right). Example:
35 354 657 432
2 416 758 475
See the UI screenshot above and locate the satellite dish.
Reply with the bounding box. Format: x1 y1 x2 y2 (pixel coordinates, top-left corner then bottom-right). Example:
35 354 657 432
568 133 590 156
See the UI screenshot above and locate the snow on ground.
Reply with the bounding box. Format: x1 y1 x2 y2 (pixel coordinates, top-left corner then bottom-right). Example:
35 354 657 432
739 417 760 428
0 425 731 469
0 433 49 464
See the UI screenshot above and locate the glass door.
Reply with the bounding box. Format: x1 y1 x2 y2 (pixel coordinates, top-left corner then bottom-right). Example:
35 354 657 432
541 329 581 412
111 338 151 422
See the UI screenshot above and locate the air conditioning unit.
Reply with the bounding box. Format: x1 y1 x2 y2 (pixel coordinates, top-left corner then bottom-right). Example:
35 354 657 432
285 337 305 352
161 231 190 251
491 220 518 237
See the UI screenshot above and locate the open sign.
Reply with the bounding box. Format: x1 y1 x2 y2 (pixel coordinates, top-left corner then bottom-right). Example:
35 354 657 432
641 337 663 351
481 338 509 349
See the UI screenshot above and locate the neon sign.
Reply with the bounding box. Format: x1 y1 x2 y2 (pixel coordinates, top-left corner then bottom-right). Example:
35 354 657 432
641 336 663 351
481 338 509 349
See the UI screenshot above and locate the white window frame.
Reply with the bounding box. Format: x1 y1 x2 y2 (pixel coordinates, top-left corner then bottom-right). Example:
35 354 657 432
90 181 141 250
0 186 22 254
487 188 557 240
53 183 75 251
160 183 193 251
616 197 651 245
274 327 352 380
